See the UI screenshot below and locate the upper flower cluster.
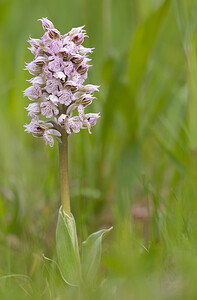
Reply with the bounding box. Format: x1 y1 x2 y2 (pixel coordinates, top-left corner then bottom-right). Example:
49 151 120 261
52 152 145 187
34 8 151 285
24 18 100 147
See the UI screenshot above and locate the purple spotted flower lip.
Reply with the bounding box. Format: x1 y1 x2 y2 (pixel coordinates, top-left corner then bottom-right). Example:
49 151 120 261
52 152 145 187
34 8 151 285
24 17 100 147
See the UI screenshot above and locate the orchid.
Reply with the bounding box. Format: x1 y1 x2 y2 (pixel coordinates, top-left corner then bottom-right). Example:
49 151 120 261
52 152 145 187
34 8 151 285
24 17 100 147
24 18 111 288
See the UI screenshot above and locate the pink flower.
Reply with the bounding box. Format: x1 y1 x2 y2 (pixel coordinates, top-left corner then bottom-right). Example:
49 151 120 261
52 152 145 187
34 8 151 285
45 78 62 95
85 113 100 126
28 38 41 54
43 129 60 147
48 56 64 72
63 61 74 77
49 39 63 54
67 116 82 134
82 113 100 134
58 88 72 106
24 85 42 101
40 100 59 118
24 119 61 147
57 114 82 134
53 71 66 81
42 65 53 80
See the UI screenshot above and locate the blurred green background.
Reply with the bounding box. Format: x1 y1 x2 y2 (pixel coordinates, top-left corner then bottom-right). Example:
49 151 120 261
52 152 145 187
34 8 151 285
1 0 197 298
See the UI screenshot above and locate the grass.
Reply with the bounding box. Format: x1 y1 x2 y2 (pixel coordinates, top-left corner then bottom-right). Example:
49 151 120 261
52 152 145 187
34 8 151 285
1 0 197 298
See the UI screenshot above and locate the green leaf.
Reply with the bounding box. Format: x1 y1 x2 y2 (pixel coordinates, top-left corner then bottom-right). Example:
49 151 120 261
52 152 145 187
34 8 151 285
56 207 81 286
42 255 66 286
81 227 113 284
128 0 171 100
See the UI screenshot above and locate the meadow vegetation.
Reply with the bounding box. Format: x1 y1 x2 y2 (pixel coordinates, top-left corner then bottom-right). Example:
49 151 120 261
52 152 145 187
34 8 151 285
1 0 197 298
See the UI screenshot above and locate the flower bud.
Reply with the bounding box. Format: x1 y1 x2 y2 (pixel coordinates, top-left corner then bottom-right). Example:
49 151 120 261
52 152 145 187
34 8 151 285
28 38 41 48
48 29 61 39
78 46 94 56
77 63 88 75
24 85 42 100
39 17 54 31
72 33 84 45
26 102 40 118
28 76 45 85
66 80 78 91
67 26 87 45
35 56 48 65
81 94 94 107
80 84 100 94
58 48 70 59
71 54 84 64
25 61 42 76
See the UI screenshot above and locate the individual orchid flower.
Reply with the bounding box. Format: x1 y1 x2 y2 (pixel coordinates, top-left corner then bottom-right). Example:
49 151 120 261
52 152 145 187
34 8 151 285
24 118 61 147
26 102 40 118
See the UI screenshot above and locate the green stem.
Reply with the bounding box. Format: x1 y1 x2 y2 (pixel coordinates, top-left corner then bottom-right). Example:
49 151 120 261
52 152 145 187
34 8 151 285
59 131 71 215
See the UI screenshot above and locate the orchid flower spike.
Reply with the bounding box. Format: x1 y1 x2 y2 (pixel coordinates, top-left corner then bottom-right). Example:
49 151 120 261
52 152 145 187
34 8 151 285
24 18 100 147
